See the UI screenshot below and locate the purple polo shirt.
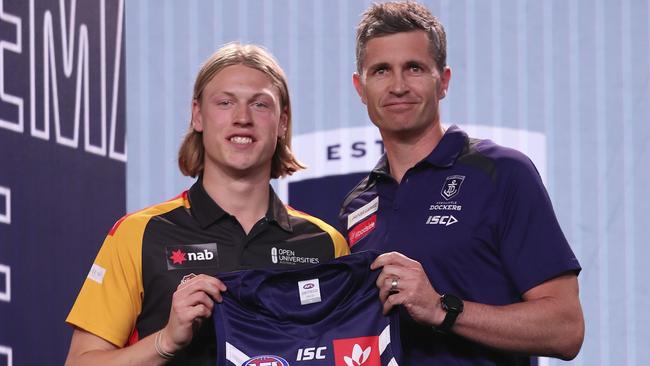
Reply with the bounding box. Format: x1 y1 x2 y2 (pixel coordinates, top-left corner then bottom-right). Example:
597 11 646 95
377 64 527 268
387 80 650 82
339 125 581 366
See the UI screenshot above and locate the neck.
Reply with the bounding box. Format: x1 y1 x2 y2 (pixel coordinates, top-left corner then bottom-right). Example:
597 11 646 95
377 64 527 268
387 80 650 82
382 122 445 183
202 167 270 234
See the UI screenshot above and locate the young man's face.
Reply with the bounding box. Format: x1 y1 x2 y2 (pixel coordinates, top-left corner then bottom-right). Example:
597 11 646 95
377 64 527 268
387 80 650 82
353 30 450 139
192 64 287 178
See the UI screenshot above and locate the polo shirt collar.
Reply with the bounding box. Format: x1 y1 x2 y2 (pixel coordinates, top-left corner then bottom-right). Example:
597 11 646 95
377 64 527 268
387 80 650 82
188 178 292 232
422 124 468 168
268 188 292 232
368 125 468 184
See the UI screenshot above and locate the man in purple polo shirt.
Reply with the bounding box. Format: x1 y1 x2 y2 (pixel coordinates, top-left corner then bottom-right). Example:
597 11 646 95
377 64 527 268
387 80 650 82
339 2 585 365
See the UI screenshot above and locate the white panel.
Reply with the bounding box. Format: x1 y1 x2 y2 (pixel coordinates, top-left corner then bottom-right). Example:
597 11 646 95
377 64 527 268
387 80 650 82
0 186 10 225
0 264 10 302
0 0 24 133
0 345 13 366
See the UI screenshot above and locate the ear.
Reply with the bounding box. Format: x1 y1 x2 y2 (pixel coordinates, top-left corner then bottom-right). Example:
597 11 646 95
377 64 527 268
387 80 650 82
191 99 204 132
352 72 368 105
439 66 452 99
279 109 288 139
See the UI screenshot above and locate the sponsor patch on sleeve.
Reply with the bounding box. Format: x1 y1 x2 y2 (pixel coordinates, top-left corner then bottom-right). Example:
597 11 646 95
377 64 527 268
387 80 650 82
87 263 106 284
347 197 379 229
348 214 376 247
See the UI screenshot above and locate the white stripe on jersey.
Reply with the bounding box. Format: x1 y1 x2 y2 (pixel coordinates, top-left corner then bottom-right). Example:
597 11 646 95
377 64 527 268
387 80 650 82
379 324 391 354
226 342 250 365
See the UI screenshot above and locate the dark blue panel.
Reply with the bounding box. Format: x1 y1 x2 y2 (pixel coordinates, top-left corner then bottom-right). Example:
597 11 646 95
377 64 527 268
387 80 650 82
0 0 126 364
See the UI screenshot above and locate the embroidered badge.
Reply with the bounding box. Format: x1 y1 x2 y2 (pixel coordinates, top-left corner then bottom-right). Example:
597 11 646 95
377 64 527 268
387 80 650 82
440 175 465 200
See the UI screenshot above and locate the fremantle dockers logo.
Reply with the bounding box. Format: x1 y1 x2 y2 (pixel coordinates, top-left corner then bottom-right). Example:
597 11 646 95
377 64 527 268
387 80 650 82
441 175 465 200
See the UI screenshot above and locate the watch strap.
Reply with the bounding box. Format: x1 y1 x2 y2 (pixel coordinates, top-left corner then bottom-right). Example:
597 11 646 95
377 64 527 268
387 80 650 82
434 294 463 334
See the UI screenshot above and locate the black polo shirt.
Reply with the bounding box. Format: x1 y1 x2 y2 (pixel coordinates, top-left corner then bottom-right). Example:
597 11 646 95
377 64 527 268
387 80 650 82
67 179 349 365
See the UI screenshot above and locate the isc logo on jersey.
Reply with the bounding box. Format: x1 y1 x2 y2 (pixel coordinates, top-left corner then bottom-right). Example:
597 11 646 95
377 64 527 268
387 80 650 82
242 355 289 366
296 346 327 361
333 336 381 366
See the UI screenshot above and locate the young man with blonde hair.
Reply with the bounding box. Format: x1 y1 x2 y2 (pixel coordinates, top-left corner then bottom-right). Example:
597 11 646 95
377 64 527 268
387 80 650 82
65 43 348 365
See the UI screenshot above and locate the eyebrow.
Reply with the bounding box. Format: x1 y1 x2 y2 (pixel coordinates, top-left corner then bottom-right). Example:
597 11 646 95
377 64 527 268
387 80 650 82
366 59 430 72
210 91 275 101
367 62 390 72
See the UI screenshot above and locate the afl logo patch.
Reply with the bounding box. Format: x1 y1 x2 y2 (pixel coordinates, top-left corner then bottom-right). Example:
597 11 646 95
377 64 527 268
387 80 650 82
242 355 289 366
441 175 465 200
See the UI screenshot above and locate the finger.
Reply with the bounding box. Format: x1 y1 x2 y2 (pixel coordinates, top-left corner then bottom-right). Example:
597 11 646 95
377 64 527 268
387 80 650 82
375 266 407 290
378 287 397 304
189 303 212 319
378 275 399 294
370 252 398 270
371 251 415 270
176 276 227 301
172 291 215 317
382 291 403 315
188 291 216 311
197 274 227 292
178 274 225 290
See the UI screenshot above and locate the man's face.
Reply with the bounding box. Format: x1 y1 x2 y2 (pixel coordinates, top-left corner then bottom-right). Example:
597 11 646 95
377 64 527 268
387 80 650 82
192 64 287 178
353 31 450 139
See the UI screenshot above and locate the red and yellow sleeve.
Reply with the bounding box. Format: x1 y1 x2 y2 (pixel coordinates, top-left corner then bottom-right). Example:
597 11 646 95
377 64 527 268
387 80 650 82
65 213 146 347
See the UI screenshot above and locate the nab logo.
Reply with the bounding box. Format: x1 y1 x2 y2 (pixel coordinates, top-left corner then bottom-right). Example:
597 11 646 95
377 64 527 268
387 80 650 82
166 243 218 270
169 249 213 264
333 336 380 366
242 355 289 366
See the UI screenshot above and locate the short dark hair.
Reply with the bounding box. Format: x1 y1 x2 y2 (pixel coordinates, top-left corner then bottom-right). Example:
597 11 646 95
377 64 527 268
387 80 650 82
355 1 447 73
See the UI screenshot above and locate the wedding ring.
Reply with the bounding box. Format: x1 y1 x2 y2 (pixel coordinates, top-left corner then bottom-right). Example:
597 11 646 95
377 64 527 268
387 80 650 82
390 278 399 292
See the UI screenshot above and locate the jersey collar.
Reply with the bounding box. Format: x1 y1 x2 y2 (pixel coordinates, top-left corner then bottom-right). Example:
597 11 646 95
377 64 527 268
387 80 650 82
188 178 292 232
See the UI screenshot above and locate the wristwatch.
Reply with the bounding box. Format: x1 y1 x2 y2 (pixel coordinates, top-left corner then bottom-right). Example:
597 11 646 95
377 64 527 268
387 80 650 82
434 294 464 333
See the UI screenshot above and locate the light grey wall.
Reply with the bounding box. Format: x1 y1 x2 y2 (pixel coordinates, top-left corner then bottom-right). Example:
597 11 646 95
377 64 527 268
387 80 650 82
125 1 650 365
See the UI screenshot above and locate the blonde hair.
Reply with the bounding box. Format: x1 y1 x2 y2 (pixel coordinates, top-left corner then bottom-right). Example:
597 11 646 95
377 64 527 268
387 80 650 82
178 42 305 179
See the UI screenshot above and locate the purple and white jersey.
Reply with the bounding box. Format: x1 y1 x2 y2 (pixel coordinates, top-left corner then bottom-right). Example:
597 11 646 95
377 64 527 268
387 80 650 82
213 251 401 366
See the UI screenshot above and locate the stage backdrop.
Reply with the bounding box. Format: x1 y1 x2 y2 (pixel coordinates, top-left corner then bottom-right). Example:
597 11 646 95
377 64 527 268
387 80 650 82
0 0 125 364
125 1 650 366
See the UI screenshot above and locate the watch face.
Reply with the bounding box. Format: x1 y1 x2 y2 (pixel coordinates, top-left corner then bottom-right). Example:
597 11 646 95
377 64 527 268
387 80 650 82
442 294 464 313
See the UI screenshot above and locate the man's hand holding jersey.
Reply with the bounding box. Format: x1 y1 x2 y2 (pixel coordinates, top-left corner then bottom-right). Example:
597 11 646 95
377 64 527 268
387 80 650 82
371 252 445 327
